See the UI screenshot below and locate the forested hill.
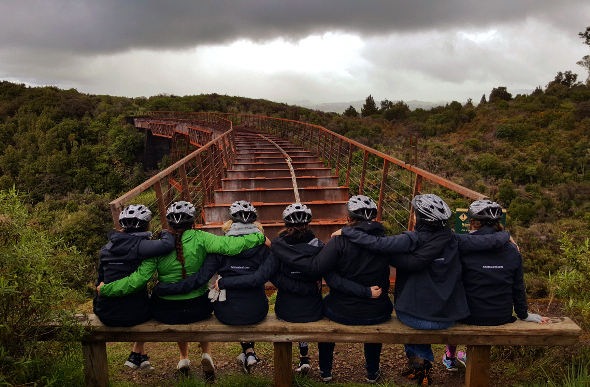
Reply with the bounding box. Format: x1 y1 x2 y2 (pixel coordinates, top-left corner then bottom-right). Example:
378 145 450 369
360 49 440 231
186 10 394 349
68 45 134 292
0 78 589 291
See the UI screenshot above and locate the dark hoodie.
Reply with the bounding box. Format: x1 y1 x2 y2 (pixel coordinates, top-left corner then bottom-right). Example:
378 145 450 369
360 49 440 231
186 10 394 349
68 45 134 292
93 230 174 327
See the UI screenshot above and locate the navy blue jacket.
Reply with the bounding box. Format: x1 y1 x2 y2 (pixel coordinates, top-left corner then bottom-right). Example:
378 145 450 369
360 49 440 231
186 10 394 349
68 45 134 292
155 242 271 325
94 230 175 327
273 221 394 319
459 227 527 325
342 223 511 322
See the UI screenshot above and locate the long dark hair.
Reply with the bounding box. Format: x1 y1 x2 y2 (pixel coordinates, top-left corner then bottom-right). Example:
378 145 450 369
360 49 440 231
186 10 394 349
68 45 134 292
170 227 191 279
278 224 310 239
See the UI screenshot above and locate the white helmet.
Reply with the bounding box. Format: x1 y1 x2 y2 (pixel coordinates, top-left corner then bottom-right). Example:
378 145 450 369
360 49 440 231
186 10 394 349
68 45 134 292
468 200 502 222
282 203 312 225
119 204 152 230
411 194 451 223
347 195 377 221
228 200 258 223
166 201 196 228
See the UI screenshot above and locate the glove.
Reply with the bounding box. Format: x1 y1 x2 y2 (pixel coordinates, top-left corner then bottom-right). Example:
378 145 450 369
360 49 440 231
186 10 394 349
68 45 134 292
522 313 543 323
208 274 226 302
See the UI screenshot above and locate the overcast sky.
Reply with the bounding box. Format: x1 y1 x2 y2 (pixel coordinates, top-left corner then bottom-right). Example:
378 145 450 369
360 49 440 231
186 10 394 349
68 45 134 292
1 1 589 107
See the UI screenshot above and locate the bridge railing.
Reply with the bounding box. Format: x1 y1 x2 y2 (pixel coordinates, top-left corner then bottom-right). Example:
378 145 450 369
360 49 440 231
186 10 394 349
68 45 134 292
136 111 486 233
109 113 235 231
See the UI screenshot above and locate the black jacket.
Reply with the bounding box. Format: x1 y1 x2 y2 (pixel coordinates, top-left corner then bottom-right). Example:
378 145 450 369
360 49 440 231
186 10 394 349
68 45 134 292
458 227 527 325
342 223 511 322
221 230 372 322
155 242 271 325
93 230 175 327
273 221 394 319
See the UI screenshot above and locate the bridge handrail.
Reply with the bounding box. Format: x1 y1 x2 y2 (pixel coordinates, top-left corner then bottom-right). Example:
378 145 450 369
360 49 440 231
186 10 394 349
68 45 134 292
138 111 486 231
109 117 235 231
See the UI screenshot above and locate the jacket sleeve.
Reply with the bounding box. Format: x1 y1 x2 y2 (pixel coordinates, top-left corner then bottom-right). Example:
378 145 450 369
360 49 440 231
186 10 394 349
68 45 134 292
271 237 339 276
456 231 511 253
390 231 453 271
202 232 266 256
136 230 176 257
512 249 528 319
341 227 419 253
269 272 320 296
323 270 371 298
155 255 221 296
99 258 158 297
218 254 278 290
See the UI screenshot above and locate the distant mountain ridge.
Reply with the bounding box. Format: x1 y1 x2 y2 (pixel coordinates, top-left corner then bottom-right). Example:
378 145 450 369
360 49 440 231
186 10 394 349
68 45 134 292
294 99 449 113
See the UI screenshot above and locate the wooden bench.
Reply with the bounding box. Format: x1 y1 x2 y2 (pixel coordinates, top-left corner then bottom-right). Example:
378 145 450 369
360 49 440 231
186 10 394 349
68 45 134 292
76 313 581 387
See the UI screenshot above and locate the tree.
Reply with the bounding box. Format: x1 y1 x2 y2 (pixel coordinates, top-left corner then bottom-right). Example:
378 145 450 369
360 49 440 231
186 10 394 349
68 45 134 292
380 99 394 112
489 87 512 103
479 94 487 105
547 71 578 88
383 101 410 122
578 27 590 84
343 105 359 117
361 95 379 117
579 26 590 46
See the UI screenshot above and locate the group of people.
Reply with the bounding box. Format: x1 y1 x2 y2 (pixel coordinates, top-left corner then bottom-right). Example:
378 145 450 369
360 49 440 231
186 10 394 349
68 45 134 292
94 193 545 385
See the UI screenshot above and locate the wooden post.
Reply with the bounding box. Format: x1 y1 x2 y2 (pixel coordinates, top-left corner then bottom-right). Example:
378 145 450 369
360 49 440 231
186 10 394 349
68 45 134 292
82 341 108 387
274 342 292 387
465 345 491 387
335 138 343 178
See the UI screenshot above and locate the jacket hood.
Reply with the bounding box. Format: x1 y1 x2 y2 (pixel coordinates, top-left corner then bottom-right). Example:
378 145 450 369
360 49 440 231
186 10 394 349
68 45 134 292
106 231 152 255
350 220 385 236
272 235 325 261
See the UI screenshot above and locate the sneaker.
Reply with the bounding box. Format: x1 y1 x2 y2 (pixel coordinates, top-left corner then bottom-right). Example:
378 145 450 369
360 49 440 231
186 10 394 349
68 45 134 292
401 364 419 380
457 351 467 366
366 368 382 384
417 361 433 386
201 353 215 376
246 351 260 368
442 354 458 372
139 354 155 373
177 359 191 377
295 356 310 374
320 369 332 382
237 352 250 374
124 351 141 370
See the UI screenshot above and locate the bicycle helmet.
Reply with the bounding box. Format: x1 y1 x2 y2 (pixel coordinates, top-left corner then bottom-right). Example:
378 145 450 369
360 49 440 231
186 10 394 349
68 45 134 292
282 203 313 225
347 195 378 221
166 201 196 228
119 204 152 230
228 200 258 223
468 200 503 222
411 194 451 223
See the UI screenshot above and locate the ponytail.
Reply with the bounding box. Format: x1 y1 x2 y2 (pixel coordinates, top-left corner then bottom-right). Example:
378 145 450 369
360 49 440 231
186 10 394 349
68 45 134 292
170 227 190 279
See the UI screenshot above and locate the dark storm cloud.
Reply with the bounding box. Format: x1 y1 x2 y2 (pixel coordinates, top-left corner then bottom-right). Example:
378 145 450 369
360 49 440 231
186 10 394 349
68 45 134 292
0 0 588 54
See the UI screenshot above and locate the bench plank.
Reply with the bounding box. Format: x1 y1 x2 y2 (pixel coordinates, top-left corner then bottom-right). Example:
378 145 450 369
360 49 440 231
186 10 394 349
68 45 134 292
78 314 581 347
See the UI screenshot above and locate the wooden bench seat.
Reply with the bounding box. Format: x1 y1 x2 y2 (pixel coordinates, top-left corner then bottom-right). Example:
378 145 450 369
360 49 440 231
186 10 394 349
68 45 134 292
76 313 581 387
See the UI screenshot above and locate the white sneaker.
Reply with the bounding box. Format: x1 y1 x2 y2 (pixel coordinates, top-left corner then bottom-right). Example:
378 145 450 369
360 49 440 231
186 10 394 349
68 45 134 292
237 352 248 373
201 353 215 375
177 358 191 374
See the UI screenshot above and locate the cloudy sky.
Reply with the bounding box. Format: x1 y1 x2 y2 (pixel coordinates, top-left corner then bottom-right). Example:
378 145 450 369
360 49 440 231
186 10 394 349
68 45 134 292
1 1 589 107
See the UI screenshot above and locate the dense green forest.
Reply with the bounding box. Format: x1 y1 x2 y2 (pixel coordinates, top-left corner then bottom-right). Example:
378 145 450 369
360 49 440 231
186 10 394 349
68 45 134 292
1 64 590 385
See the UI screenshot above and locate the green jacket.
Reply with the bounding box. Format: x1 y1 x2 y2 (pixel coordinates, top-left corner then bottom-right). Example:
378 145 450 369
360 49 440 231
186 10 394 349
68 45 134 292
100 230 265 300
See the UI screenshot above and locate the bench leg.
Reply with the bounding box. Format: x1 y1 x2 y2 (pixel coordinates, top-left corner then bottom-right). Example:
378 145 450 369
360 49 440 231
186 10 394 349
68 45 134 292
82 341 109 387
273 342 292 387
465 345 491 387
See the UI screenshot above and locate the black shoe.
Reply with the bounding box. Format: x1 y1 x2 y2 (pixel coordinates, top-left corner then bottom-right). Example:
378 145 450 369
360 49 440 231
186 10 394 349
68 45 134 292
139 354 154 372
415 361 432 386
124 351 141 369
366 368 382 384
296 356 310 374
401 363 420 380
320 369 332 382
